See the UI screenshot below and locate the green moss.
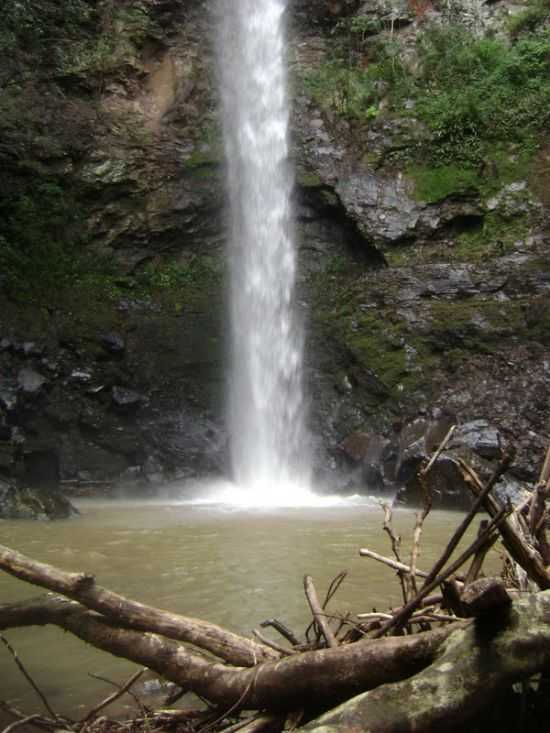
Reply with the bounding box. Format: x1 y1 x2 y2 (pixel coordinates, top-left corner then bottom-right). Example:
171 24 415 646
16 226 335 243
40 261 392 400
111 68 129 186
453 213 530 262
0 0 96 62
296 167 324 188
346 331 407 391
184 149 221 170
310 268 437 398
427 299 525 354
408 164 482 203
524 295 550 345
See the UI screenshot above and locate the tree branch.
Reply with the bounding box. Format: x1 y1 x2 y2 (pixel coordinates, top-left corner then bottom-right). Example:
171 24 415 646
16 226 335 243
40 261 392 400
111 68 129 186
0 544 274 666
0 594 455 712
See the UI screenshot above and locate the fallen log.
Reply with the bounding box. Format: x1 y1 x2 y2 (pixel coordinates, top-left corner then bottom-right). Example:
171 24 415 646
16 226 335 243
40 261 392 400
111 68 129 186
304 590 550 733
0 592 456 711
0 543 273 666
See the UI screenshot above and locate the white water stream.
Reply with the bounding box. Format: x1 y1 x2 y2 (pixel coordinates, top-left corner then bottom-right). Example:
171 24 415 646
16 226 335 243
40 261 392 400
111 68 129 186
217 0 315 505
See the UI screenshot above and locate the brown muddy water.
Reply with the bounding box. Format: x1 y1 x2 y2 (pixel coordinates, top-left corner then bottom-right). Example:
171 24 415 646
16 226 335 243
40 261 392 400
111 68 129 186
0 499 499 719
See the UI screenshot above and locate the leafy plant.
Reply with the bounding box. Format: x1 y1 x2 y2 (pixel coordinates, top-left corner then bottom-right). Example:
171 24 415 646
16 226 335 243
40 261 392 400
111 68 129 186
412 24 550 167
303 14 550 181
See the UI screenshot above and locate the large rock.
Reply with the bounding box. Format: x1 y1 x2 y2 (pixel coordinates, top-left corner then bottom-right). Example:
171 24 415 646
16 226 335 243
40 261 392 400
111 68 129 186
99 332 126 355
394 414 513 510
395 454 474 511
451 420 502 460
0 478 75 520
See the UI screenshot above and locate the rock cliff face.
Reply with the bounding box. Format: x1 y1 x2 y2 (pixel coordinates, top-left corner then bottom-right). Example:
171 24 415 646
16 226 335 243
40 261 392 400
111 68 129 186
0 0 548 509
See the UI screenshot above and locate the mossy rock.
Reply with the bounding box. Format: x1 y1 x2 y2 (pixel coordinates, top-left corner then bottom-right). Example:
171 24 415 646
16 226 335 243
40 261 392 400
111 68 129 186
525 295 550 345
0 480 76 520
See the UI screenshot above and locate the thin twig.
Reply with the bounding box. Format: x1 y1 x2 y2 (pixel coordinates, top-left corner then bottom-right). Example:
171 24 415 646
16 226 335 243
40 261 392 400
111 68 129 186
0 635 60 722
460 456 550 589
199 674 256 733
464 520 497 585
321 571 347 609
356 612 393 621
218 715 282 733
358 548 428 578
373 504 511 637
423 425 456 475
1 715 42 733
305 571 348 643
259 619 300 647
81 668 146 723
88 673 145 713
252 629 294 656
379 502 407 604
380 502 402 563
303 576 338 648
418 448 515 596
216 715 263 733
0 702 53 733
409 613 458 624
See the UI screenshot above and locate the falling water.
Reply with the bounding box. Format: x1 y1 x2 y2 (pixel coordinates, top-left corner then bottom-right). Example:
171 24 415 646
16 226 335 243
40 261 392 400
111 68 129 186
217 0 313 504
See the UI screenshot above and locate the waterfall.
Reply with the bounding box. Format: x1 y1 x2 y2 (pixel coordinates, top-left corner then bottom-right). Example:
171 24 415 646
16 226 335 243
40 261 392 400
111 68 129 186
217 0 312 503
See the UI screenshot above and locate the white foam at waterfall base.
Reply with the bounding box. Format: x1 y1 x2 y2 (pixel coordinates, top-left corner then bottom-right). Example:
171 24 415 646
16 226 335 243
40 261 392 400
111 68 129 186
201 481 342 508
176 479 372 510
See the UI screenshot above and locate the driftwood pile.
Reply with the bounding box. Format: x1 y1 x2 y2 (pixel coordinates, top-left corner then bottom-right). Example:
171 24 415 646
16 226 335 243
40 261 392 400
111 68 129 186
1 432 550 733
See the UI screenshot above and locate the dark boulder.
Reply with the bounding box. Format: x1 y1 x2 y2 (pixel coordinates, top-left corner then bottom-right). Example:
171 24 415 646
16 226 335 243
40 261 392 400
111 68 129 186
395 455 474 511
394 414 511 510
112 386 148 410
450 420 502 460
99 332 126 355
338 430 396 494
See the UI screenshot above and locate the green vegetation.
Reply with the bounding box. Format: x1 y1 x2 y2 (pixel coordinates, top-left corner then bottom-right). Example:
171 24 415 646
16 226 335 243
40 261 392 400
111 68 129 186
413 25 550 167
303 15 550 197
524 295 550 345
453 213 530 262
427 299 525 351
0 178 89 298
0 173 221 310
133 257 221 301
303 38 413 120
60 5 154 77
0 0 97 81
1 0 158 84
0 0 95 55
309 236 550 403
310 266 437 400
408 164 482 203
